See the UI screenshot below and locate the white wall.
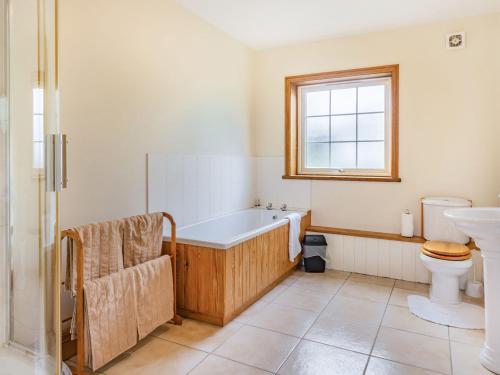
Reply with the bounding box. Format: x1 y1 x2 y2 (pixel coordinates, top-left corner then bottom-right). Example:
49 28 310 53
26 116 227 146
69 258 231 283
253 13 500 234
59 0 254 228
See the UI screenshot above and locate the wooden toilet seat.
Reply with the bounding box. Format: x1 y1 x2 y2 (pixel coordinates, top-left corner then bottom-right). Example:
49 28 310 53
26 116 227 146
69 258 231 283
421 241 471 261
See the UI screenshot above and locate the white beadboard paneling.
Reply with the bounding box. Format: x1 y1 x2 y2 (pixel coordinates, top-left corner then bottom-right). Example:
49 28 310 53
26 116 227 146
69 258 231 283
147 153 255 229
415 245 431 284
401 242 416 281
342 236 355 272
197 156 211 221
389 241 403 280
183 155 198 225
377 240 391 278
329 234 343 270
365 238 378 275
165 154 184 227
209 155 222 217
354 237 367 274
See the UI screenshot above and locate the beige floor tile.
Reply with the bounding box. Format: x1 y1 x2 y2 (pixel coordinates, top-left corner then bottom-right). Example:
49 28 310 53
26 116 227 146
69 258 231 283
322 295 386 325
449 327 485 347
260 283 289 302
382 305 449 339
234 300 269 324
280 274 302 286
290 275 344 295
389 288 427 308
277 339 368 375
372 327 451 374
102 336 206 375
302 269 349 280
152 319 242 352
366 357 441 375
339 280 393 304
451 341 494 375
190 355 271 375
247 303 318 337
394 280 430 293
214 325 299 373
350 273 396 287
273 287 331 312
304 315 379 354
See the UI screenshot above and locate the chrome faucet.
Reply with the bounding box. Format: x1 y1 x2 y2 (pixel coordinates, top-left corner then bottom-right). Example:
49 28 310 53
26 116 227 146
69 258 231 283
254 199 261 207
280 203 288 211
266 202 273 210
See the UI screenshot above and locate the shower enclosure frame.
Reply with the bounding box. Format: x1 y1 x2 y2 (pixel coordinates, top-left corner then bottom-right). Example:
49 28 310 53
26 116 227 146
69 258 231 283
1 0 63 373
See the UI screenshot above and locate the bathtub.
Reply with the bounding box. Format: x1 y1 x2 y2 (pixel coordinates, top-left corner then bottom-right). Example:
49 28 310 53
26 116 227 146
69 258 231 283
164 207 311 325
167 208 308 249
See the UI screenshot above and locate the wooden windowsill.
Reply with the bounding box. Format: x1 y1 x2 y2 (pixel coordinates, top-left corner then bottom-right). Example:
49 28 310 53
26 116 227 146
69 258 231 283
307 225 425 243
283 174 402 182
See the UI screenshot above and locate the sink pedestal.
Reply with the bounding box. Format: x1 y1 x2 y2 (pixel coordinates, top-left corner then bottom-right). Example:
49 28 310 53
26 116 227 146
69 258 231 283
479 244 500 374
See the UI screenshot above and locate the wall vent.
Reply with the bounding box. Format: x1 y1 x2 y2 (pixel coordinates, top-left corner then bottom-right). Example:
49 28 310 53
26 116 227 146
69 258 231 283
446 32 465 49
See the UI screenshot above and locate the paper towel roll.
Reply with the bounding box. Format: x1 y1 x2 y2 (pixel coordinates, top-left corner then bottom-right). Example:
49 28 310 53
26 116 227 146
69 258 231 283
401 210 414 237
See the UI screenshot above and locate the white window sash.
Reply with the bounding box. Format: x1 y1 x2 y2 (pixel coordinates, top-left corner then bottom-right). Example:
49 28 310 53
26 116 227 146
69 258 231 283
298 77 392 176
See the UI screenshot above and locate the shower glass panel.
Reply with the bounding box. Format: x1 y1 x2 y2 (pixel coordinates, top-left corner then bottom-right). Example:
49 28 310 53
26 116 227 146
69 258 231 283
1 0 61 374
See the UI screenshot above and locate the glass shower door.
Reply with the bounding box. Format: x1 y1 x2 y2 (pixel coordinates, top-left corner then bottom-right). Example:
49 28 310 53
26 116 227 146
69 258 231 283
1 0 62 374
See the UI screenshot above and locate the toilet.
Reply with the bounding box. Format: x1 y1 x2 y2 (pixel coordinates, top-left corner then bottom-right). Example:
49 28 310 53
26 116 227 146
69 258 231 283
407 197 484 329
420 197 472 304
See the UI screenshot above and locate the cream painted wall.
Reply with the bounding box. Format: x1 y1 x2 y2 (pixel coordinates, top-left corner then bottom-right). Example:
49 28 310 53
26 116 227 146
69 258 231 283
253 13 500 234
60 0 254 228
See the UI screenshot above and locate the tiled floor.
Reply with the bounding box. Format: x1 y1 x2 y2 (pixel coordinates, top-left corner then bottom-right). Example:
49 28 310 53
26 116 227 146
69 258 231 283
82 269 491 375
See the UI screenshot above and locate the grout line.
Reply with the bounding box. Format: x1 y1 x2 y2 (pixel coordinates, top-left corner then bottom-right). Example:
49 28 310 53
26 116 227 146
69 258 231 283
362 276 395 374
275 272 352 374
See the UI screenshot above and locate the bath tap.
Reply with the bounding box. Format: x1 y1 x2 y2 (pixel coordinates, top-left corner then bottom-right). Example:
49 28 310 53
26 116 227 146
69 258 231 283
266 203 273 210
254 199 261 207
280 203 288 211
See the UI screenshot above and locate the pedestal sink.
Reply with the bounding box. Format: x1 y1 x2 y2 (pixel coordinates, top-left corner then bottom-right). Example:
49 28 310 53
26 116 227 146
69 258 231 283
445 207 500 374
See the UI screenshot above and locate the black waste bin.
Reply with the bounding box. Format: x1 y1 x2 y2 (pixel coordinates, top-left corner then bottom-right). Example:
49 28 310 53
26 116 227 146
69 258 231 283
302 235 327 273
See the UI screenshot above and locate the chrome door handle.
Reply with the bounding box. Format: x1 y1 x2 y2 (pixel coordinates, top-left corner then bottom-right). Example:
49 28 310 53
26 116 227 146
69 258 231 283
45 133 68 192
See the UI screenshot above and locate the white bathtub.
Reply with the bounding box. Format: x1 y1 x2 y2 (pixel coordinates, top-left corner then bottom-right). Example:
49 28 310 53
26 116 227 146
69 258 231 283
165 208 307 249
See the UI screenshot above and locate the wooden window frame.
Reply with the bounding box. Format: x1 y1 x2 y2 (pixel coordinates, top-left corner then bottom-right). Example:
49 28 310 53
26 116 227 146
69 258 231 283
284 64 400 182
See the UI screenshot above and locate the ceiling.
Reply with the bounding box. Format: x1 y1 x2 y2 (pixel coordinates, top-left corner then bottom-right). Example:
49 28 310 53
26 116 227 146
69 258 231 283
176 0 500 49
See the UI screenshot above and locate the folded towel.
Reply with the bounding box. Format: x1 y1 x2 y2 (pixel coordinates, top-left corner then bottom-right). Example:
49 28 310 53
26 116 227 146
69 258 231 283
83 268 138 371
286 213 302 262
123 213 163 267
132 255 174 339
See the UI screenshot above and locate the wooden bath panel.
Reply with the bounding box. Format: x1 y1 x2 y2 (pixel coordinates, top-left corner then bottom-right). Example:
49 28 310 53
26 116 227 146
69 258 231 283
171 211 311 326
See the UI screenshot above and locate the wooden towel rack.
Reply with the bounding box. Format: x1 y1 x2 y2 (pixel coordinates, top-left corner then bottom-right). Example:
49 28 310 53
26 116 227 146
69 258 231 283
61 212 182 375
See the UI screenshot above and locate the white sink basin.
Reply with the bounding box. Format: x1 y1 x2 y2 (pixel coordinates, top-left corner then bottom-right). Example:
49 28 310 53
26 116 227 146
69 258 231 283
445 207 500 244
445 207 500 374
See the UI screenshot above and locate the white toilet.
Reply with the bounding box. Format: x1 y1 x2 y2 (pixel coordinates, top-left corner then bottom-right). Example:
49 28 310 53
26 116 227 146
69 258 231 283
420 197 472 304
408 197 484 329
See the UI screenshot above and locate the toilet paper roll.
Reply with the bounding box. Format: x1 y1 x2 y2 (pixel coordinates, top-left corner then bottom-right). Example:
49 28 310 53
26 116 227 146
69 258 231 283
401 210 414 238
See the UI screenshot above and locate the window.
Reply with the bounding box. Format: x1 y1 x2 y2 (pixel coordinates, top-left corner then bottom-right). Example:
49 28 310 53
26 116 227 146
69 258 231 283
284 65 400 182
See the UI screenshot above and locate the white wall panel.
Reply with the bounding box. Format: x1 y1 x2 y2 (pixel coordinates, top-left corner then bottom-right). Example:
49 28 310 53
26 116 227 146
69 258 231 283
314 232 484 284
148 153 256 228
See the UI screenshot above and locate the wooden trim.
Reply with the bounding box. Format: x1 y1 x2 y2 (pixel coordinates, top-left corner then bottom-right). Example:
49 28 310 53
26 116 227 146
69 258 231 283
284 64 400 182
307 225 425 243
283 174 401 182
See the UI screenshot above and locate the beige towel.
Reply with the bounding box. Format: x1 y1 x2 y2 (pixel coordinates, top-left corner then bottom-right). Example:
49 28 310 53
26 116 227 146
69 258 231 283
123 213 163 268
83 269 138 371
66 220 125 339
132 255 174 340
66 220 124 296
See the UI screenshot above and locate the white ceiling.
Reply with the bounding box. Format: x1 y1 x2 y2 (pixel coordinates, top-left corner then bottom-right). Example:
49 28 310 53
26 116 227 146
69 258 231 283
176 0 500 49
